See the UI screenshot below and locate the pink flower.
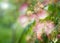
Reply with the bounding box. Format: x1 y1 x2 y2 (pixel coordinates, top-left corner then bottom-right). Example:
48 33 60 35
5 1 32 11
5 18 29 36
18 14 38 28
37 10 48 19
29 14 38 22
45 21 55 35
18 15 29 28
34 21 55 39
19 3 28 15
34 22 45 39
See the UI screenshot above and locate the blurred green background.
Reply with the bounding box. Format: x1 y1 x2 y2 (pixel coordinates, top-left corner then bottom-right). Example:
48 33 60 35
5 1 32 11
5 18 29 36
0 0 20 43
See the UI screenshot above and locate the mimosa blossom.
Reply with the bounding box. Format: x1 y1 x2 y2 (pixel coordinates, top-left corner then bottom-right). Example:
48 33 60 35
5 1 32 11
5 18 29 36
18 15 29 28
19 3 28 14
37 9 48 19
34 21 55 39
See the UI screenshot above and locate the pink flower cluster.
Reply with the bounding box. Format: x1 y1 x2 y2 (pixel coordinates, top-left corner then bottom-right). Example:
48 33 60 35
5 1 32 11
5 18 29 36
34 21 55 40
18 10 55 40
18 9 48 27
18 1 55 39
